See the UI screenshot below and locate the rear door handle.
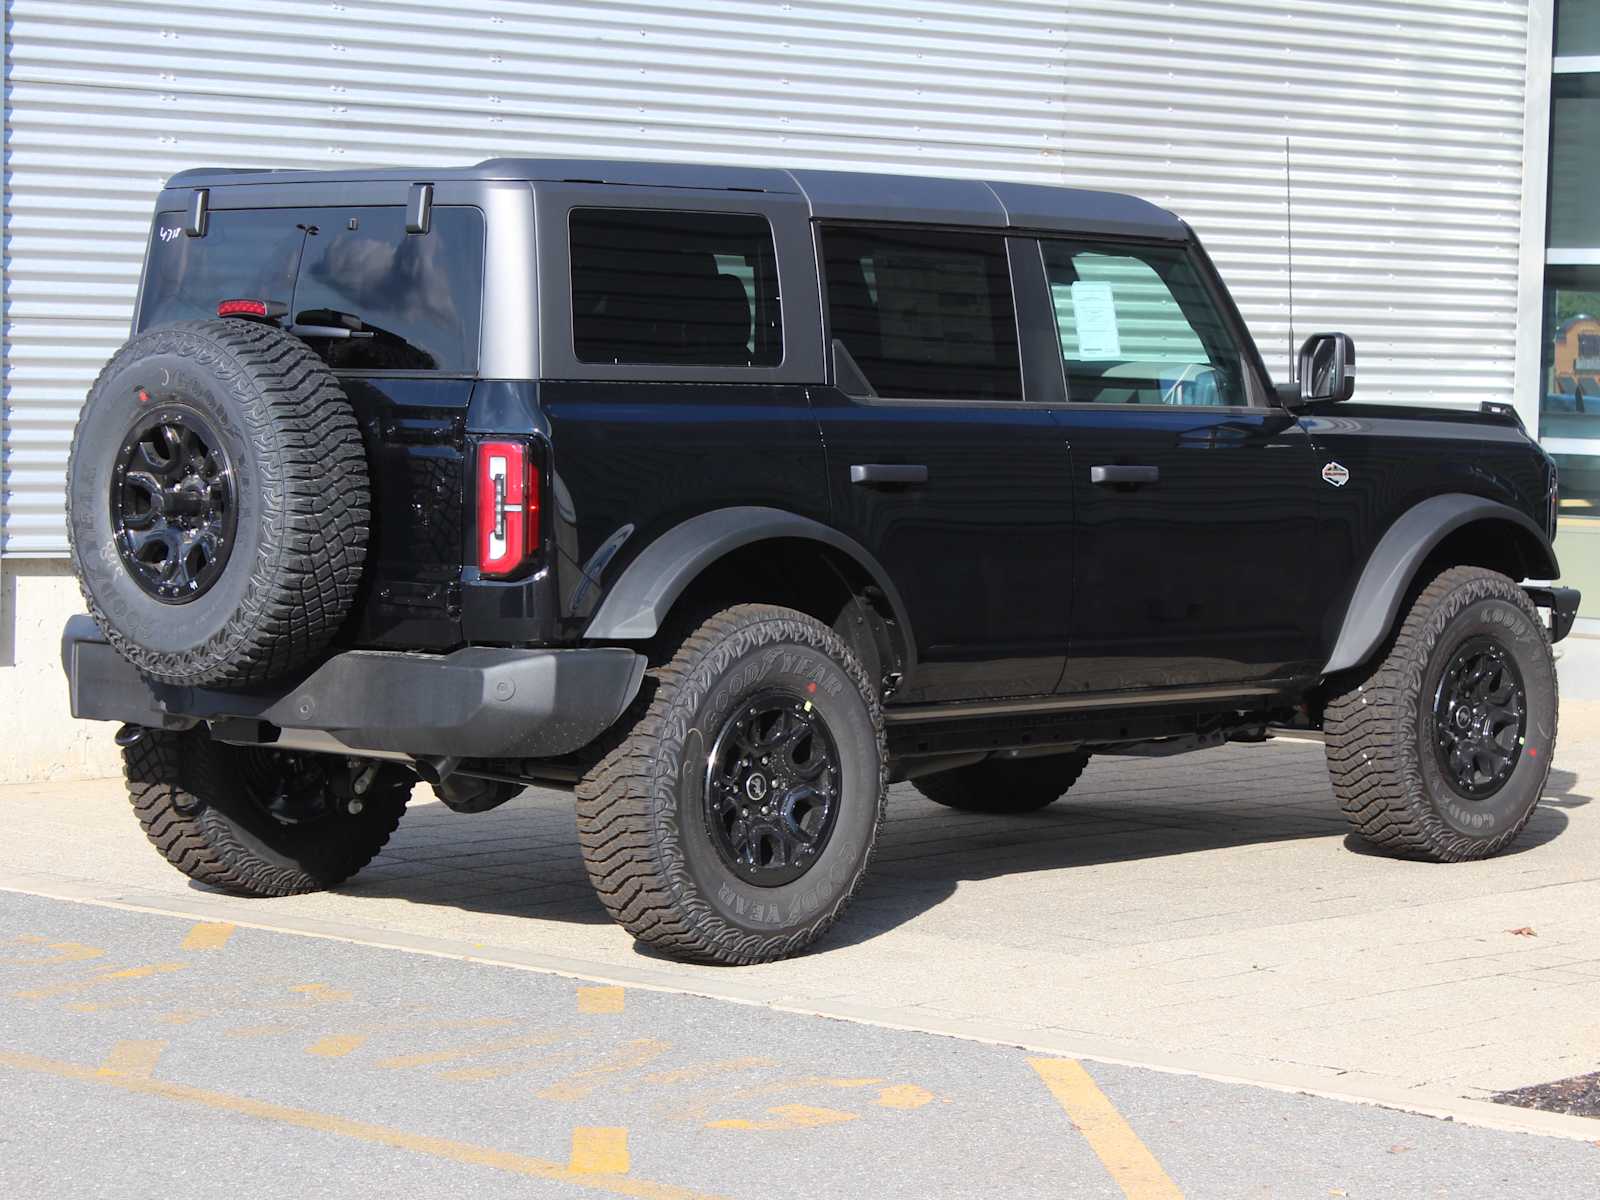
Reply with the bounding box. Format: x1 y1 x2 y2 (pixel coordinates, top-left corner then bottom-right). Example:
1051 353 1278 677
850 464 929 486
1090 464 1159 486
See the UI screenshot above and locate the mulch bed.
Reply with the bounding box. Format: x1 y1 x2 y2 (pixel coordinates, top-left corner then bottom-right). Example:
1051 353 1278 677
1492 1072 1600 1118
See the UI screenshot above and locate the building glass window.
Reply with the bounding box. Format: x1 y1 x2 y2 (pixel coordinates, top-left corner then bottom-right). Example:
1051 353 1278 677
1545 2 1600 616
1557 0 1600 56
1548 76 1600 248
1540 270 1600 612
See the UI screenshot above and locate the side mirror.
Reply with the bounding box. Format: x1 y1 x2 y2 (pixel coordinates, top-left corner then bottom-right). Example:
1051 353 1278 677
1296 332 1356 404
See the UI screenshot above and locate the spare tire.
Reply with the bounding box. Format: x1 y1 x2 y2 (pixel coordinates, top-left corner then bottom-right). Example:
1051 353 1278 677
65 319 369 689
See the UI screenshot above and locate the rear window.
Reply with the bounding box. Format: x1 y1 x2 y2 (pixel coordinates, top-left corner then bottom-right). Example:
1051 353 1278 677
570 208 782 367
139 205 485 373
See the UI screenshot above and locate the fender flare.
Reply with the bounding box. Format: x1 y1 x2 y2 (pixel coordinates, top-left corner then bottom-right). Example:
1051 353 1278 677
581 506 915 657
1322 493 1559 675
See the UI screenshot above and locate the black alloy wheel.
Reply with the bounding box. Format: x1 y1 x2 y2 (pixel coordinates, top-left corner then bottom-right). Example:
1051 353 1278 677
111 403 237 603
66 319 369 689
1324 565 1556 863
123 728 410 897
704 690 842 886
238 749 341 826
1431 635 1527 799
574 603 888 964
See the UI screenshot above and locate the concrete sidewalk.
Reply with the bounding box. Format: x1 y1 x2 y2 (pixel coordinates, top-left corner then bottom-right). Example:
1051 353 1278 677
5 685 1600 1135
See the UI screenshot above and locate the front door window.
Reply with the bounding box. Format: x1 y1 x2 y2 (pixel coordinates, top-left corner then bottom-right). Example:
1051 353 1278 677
1041 241 1249 408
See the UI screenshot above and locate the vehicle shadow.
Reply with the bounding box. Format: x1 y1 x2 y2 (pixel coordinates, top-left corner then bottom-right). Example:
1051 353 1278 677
313 742 1577 951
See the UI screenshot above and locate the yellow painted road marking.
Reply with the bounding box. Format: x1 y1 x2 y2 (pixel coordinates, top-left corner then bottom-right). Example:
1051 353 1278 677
1030 1058 1183 1200
569 1127 630 1174
875 1083 936 1110
159 1010 208 1026
538 1039 670 1102
378 1030 574 1070
290 983 353 1004
65 997 144 1014
0 1048 724 1200
97 1040 167 1080
180 922 235 951
640 1058 776 1088
706 1104 856 1132
578 985 626 1014
1 937 105 966
16 962 187 1000
307 1034 368 1059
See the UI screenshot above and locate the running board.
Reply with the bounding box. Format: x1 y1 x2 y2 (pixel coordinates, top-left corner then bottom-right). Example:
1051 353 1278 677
883 682 1288 725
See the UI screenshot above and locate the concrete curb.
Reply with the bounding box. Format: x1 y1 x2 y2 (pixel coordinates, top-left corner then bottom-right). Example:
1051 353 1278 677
5 868 1598 1145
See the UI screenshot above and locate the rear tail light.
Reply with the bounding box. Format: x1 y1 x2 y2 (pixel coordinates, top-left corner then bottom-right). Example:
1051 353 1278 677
217 298 287 320
477 440 539 577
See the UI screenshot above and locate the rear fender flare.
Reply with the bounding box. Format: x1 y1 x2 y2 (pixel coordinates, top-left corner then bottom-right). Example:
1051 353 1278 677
581 506 915 666
1322 494 1559 675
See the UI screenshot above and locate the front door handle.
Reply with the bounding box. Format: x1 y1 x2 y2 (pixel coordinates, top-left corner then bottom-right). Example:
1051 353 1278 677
1090 464 1159 486
850 463 929 486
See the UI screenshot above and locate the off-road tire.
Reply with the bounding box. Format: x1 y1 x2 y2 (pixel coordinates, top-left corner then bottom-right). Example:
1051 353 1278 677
1324 565 1556 862
913 753 1091 814
66 319 369 689
124 728 409 896
575 604 887 965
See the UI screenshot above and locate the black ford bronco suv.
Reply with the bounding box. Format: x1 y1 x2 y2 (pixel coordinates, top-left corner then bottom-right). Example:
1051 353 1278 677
61 159 1578 964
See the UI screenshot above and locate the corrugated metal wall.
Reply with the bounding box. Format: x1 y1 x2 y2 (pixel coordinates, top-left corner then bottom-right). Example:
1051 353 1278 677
1060 0 1533 416
3 0 1535 555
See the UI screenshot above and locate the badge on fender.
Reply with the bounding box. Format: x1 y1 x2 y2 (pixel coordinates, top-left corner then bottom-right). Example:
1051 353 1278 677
1321 461 1350 487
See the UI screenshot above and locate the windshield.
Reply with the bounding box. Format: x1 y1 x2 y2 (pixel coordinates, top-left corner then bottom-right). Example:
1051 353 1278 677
138 204 485 373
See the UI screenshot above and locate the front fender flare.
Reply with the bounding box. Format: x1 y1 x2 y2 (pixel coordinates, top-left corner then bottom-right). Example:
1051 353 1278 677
1322 493 1559 675
581 506 914 654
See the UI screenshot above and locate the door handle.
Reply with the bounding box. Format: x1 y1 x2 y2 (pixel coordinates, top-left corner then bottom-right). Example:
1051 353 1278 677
1090 465 1159 486
850 464 929 486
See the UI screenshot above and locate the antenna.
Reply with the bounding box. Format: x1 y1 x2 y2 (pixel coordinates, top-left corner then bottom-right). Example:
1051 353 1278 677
1284 135 1297 377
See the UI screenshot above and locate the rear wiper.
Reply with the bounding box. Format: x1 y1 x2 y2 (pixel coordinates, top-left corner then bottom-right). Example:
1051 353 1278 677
289 308 374 340
290 308 438 370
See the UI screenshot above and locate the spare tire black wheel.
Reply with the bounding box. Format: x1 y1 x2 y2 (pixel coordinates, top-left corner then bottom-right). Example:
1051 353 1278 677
65 319 369 689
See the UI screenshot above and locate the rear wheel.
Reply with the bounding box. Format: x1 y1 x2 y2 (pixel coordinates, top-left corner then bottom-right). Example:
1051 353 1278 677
124 728 409 896
913 752 1091 814
1324 565 1556 862
575 604 887 964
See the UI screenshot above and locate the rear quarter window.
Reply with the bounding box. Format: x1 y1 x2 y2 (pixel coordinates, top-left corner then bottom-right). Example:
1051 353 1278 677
569 208 782 367
138 205 485 373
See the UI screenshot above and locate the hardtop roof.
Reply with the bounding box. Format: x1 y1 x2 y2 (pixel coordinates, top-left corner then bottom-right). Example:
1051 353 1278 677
164 158 1188 241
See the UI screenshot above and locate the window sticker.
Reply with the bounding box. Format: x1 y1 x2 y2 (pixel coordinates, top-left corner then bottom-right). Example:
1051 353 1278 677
1070 280 1120 359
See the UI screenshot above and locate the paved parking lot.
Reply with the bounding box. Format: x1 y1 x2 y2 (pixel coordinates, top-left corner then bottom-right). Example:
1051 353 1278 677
7 715 1600 1125
4 891 1599 1199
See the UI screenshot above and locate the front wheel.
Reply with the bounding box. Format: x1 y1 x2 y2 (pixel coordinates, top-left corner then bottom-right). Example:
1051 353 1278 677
1323 565 1556 862
575 604 887 964
124 729 410 895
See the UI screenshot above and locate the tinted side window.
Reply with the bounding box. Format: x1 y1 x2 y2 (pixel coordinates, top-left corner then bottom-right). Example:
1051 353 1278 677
822 226 1020 401
570 209 782 366
1042 241 1246 407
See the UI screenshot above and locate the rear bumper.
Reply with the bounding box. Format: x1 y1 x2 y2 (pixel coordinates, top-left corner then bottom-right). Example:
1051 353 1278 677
60 615 645 760
1524 585 1581 644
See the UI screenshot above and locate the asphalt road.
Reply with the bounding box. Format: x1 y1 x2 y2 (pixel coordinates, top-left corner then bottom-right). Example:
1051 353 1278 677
2 890 1595 1199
